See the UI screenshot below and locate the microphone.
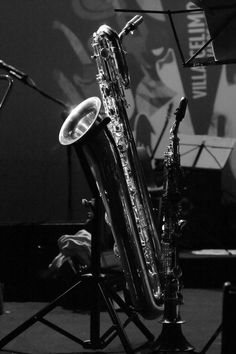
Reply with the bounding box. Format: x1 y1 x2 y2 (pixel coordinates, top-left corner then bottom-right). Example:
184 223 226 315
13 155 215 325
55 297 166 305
119 15 143 39
0 60 29 80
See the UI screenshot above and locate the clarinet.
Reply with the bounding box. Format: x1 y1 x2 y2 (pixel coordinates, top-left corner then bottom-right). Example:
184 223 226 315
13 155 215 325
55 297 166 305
153 97 195 352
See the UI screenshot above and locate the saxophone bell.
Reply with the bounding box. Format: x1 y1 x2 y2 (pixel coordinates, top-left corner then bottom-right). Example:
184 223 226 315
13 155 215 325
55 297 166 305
59 97 101 145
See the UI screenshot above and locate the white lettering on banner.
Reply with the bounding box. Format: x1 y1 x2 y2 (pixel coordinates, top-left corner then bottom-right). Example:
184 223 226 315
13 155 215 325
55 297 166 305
186 2 214 99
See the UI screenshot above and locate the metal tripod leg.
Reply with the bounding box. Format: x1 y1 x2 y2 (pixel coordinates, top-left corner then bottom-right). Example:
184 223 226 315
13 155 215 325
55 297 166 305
0 278 86 349
0 272 154 354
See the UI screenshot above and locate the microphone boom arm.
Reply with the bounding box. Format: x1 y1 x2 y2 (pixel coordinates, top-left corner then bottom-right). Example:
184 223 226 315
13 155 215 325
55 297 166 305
0 59 69 110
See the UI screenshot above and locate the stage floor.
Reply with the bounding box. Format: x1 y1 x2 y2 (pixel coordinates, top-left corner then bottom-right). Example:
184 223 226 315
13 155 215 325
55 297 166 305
0 288 222 354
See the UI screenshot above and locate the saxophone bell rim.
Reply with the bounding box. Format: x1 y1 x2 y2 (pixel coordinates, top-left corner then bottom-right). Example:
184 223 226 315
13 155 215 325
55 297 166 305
59 96 101 146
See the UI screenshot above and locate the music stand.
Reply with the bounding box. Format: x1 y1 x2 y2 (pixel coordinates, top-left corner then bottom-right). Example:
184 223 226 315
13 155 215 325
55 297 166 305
115 2 236 67
183 1 236 67
178 134 235 169
203 0 236 62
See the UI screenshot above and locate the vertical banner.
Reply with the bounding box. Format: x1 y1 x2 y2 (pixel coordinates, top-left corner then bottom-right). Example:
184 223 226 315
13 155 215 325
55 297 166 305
170 1 222 133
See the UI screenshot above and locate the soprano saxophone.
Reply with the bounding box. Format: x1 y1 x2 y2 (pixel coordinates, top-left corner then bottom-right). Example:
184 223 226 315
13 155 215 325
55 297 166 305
153 97 194 352
59 17 164 319
160 97 188 290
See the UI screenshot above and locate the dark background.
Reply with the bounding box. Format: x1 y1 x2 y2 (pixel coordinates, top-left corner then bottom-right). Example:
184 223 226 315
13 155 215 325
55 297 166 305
0 1 95 224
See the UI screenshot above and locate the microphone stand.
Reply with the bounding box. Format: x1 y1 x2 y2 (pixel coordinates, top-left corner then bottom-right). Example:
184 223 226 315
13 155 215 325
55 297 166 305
0 60 69 110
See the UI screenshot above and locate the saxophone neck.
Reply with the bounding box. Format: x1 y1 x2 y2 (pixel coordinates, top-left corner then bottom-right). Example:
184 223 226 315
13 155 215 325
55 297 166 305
118 15 143 40
92 16 143 92
168 96 188 164
92 24 130 89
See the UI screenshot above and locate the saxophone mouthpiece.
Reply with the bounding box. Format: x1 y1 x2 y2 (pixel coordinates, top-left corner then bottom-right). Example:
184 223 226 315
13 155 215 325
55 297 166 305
175 97 188 122
119 15 143 40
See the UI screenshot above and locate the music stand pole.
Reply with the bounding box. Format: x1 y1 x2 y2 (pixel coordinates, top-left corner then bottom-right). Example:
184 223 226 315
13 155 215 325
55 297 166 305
192 142 205 168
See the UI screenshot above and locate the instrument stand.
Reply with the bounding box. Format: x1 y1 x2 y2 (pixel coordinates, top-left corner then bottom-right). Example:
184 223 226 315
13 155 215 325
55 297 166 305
0 196 155 354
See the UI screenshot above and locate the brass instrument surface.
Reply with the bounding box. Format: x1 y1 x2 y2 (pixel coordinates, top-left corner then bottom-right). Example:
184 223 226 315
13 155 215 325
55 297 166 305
59 19 164 320
91 24 164 319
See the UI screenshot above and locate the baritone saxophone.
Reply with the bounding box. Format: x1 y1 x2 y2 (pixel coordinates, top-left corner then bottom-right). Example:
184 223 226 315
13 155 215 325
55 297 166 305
59 16 164 319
